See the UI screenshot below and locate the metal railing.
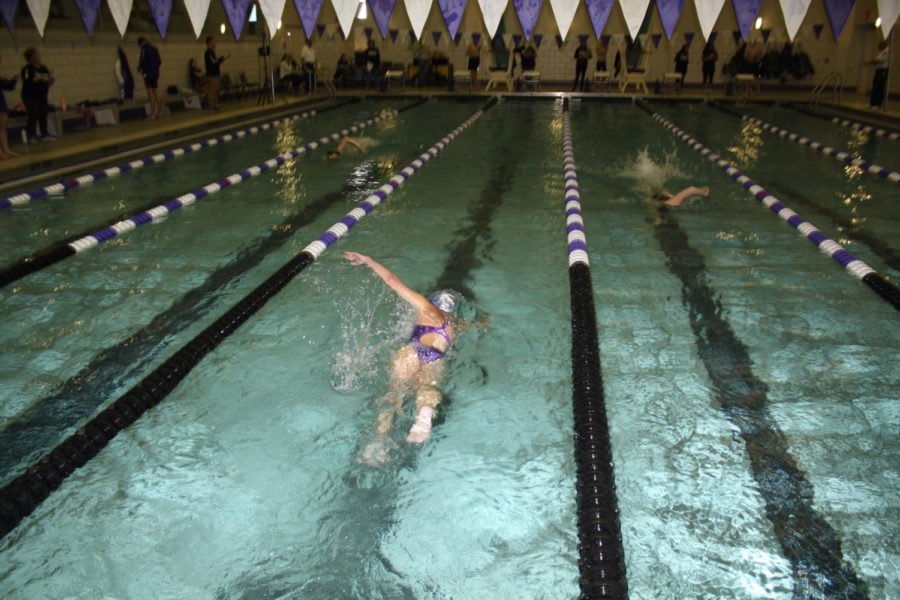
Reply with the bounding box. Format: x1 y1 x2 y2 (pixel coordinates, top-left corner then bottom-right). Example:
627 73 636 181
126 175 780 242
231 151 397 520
810 71 843 106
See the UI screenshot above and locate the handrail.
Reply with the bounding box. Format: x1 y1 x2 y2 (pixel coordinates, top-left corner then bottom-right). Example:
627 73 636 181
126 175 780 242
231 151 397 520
810 72 843 106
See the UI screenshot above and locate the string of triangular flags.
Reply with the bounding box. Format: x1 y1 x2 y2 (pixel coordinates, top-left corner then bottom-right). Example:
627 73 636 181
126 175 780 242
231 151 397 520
5 0 894 43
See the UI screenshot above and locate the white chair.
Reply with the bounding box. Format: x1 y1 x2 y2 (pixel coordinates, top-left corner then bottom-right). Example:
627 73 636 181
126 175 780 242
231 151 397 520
384 62 405 90
592 70 613 92
619 50 651 94
485 46 514 92
454 70 473 91
662 72 682 93
734 73 760 97
522 70 541 91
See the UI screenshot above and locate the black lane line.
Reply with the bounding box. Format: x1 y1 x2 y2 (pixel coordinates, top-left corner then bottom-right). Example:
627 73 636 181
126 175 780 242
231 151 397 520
218 105 534 600
652 205 870 599
0 161 395 488
0 99 427 289
0 99 494 542
760 180 900 273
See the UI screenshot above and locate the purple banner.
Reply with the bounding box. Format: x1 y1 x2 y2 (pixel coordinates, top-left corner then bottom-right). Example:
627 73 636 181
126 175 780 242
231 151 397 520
513 33 522 45
1 0 18 31
760 27 770 42
432 30 442 44
651 33 661 48
578 34 589 45
364 27 374 39
437 0 465 39
812 23 823 38
454 32 462 44
732 0 762 40
584 0 614 38
294 0 325 38
823 0 854 39
369 0 396 38
555 33 563 48
316 22 326 36
472 33 481 45
147 0 172 37
657 0 684 39
222 0 252 39
600 34 610 46
75 0 101 36
389 28 398 41
732 30 742 43
409 30 416 42
708 31 718 43
684 31 694 44
533 33 542 47
513 0 542 40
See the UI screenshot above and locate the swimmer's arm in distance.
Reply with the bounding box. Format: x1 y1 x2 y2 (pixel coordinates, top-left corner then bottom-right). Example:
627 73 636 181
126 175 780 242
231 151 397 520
336 137 364 154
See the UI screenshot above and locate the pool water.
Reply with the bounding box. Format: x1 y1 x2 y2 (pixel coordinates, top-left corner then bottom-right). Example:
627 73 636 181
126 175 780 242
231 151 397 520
0 98 897 599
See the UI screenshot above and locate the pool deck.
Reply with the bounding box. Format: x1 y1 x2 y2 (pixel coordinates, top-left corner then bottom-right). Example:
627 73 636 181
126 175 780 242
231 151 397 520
1 85 898 192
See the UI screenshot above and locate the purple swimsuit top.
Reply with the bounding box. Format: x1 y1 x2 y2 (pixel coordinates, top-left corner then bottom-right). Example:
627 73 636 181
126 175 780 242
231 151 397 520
409 321 453 363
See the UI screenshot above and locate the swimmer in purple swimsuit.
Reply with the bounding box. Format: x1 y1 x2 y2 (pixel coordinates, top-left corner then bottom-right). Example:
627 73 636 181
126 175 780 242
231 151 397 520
344 251 457 461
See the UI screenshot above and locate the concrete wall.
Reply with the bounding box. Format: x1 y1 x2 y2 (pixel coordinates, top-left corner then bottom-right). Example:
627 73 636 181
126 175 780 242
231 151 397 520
0 0 897 105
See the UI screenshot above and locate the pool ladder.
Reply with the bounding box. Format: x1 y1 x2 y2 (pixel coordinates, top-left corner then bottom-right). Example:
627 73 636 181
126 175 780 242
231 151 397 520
810 72 843 106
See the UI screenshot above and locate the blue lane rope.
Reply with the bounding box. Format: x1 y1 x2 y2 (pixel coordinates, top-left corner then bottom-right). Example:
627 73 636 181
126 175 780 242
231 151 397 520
1 109 324 210
0 110 399 289
831 116 900 141
637 102 900 312
562 99 628 600
0 99 496 541
732 111 900 184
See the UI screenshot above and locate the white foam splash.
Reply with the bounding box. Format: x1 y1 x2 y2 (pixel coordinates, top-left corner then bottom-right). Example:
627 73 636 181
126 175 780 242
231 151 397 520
617 147 685 192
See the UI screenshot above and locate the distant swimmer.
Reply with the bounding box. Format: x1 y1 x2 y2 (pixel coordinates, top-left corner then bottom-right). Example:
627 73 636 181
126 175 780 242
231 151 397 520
653 185 709 207
343 252 472 465
326 136 364 160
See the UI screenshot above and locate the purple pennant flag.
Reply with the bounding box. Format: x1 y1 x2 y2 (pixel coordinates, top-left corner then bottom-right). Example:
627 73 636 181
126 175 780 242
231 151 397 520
823 0 854 40
732 30 742 43
708 31 718 43
364 27 374 40
222 0 252 39
455 32 463 44
513 0 542 40
625 34 632 46
432 30 442 45
732 0 762 40
294 0 325 39
409 31 416 42
513 33 522 45
578 34 589 46
657 0 684 39
389 28 398 42
472 33 481 46
75 0 101 36
812 23 823 38
555 34 563 48
651 33 661 48
437 0 465 40
585 0 614 39
760 27 770 42
1 0 18 31
684 32 694 44
369 0 396 38
533 33 542 47
600 34 610 46
147 0 172 37
316 23 326 36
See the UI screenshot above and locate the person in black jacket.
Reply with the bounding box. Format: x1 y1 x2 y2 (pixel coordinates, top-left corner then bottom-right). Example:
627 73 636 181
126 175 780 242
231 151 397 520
20 47 55 142
204 36 228 110
572 40 592 91
365 39 381 88
675 43 689 88
0 54 19 157
138 37 162 119
701 41 717 88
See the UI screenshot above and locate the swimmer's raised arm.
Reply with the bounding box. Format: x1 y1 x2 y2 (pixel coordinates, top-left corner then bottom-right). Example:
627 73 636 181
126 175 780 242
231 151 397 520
661 185 709 207
344 252 434 315
336 136 364 154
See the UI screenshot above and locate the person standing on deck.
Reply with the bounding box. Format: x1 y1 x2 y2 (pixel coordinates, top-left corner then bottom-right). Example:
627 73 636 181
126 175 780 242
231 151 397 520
137 37 162 119
204 36 228 111
301 39 317 93
572 40 592 92
675 43 690 89
20 48 55 142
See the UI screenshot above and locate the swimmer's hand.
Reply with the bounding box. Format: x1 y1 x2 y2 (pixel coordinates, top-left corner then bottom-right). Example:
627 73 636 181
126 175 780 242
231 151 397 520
344 251 369 266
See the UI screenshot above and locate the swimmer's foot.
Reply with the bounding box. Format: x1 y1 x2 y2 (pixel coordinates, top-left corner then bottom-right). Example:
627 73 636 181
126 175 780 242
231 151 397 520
359 437 397 466
406 406 434 444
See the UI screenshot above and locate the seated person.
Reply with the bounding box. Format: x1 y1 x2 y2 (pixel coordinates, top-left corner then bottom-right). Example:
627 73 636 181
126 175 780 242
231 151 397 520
279 54 304 91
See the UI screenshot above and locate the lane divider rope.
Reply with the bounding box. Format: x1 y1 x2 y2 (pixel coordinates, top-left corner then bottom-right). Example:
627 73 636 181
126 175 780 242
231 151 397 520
1 109 323 210
0 99 496 542
561 99 628 599
637 101 900 312
831 116 900 141
714 104 900 184
0 110 398 289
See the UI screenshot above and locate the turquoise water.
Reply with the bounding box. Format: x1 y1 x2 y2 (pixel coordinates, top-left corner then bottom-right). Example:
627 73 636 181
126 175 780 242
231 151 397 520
0 99 897 599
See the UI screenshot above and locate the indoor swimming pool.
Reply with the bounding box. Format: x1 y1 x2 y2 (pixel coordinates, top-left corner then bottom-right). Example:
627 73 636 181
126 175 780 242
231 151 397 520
0 97 897 599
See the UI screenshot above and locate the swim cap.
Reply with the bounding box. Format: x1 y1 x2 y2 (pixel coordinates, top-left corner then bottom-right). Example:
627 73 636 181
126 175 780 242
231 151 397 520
430 292 455 313
326 150 340 160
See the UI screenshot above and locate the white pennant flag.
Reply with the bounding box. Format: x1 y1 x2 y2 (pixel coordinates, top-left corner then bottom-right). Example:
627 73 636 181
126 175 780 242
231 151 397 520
259 0 286 38
333 0 359 38
693 0 725 41
26 0 49 36
404 0 431 39
478 0 507 37
107 0 133 37
619 0 650 40
878 0 900 36
184 0 211 38
779 0 811 40
549 0 578 39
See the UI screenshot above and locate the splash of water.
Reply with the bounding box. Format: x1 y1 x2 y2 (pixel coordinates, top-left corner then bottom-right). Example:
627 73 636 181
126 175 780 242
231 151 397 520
617 147 685 191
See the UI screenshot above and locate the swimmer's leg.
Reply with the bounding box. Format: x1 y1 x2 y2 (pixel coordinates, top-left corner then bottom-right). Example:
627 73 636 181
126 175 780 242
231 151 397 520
360 347 418 465
407 361 445 444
